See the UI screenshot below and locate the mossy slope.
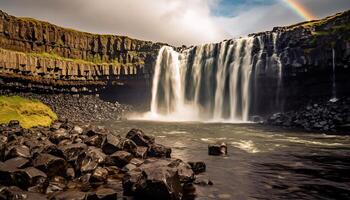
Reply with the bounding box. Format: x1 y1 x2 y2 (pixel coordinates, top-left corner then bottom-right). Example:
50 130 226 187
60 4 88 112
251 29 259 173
0 96 57 128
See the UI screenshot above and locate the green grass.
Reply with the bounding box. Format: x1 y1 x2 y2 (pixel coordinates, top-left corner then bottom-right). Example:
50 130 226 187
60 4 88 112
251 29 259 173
0 96 57 129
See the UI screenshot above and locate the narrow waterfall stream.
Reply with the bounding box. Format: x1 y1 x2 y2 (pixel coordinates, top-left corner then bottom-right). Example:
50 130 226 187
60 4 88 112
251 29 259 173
144 34 284 122
330 48 338 102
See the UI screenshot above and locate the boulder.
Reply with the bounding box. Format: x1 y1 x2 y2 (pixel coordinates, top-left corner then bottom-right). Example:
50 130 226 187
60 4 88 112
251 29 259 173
51 190 86 200
102 134 121 155
148 144 171 158
117 138 137 155
90 167 108 184
13 167 47 190
84 134 106 148
76 146 106 173
50 128 70 144
33 153 66 177
59 143 87 162
123 160 182 200
106 151 133 168
188 162 206 174
0 186 47 200
46 176 67 194
135 146 148 159
87 187 118 200
126 129 155 147
208 143 227 156
168 159 194 183
5 145 31 160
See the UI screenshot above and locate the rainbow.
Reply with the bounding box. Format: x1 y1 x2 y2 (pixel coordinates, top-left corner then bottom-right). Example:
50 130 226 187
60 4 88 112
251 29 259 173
284 0 316 21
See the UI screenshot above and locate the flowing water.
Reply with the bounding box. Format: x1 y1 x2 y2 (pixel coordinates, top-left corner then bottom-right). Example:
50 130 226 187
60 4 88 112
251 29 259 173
105 120 350 200
145 34 284 123
331 48 337 102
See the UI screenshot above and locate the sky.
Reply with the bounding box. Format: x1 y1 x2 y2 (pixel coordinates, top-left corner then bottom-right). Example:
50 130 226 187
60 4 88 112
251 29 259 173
0 0 349 46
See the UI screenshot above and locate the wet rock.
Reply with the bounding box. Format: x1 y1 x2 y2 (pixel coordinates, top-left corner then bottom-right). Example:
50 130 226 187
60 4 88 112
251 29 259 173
50 128 70 144
169 159 195 183
117 138 137 155
5 145 31 160
102 134 121 155
3 157 30 169
90 167 108 184
126 128 155 147
84 134 106 148
33 154 66 177
135 146 148 159
46 176 67 194
188 162 206 174
59 143 87 162
13 167 47 189
51 190 86 200
208 143 227 156
106 151 133 168
0 186 47 200
87 187 117 200
76 146 106 173
148 144 171 158
123 160 182 200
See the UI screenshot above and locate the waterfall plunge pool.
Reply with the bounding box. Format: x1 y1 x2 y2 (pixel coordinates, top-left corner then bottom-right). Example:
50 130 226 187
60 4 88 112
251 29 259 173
101 120 350 200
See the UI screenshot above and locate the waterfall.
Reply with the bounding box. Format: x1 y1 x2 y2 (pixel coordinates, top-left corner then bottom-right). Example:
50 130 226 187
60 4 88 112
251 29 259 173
330 48 338 102
148 37 255 122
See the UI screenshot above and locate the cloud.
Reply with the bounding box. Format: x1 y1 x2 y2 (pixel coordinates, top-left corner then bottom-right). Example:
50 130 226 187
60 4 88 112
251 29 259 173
0 0 349 46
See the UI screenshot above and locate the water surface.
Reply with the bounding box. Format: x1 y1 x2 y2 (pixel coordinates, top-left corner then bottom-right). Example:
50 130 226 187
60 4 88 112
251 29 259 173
103 120 350 200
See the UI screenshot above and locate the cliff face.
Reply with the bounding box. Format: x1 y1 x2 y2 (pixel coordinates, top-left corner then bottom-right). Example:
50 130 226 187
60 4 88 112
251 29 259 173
0 10 163 94
249 10 350 115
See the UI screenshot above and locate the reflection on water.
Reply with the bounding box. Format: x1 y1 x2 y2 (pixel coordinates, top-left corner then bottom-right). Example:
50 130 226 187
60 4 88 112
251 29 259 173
102 120 350 200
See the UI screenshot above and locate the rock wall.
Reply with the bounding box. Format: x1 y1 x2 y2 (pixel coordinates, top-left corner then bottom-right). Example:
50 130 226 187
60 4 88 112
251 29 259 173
0 9 164 94
249 10 350 115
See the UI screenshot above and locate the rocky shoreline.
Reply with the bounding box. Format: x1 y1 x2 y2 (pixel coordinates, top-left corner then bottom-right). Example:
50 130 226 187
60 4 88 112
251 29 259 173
0 89 132 123
0 119 211 200
266 97 350 133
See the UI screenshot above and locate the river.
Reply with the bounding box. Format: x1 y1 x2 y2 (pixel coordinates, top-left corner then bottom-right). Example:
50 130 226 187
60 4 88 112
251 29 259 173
102 120 350 200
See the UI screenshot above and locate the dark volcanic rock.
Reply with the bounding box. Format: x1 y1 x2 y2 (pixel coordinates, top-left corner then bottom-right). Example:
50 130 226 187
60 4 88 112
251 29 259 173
208 143 227 156
59 143 87 162
148 143 171 158
5 145 31 160
106 151 133 168
33 154 66 177
0 121 196 200
126 128 155 147
87 187 118 200
0 186 47 200
102 134 121 155
13 167 47 190
51 190 86 200
123 160 182 200
76 147 107 173
188 162 206 174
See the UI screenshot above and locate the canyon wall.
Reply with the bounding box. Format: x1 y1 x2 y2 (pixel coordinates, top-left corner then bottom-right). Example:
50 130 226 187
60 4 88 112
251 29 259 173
0 10 163 100
250 10 350 115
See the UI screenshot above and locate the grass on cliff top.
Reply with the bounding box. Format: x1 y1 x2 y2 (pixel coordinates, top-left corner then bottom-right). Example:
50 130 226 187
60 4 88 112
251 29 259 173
0 96 57 129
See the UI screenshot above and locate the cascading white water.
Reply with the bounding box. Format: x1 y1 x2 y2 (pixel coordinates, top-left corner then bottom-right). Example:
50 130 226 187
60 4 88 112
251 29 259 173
148 37 256 122
330 48 338 102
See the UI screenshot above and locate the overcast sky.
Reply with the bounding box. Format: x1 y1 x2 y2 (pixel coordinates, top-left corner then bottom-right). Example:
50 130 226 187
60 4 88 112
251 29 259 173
0 0 349 46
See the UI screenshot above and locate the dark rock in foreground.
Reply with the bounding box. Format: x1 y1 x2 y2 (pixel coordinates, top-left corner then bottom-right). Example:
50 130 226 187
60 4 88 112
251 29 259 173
267 98 350 132
0 120 211 199
208 143 227 156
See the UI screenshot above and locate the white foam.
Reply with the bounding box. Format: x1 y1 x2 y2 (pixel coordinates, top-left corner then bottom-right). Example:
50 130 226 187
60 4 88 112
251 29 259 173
231 140 260 153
